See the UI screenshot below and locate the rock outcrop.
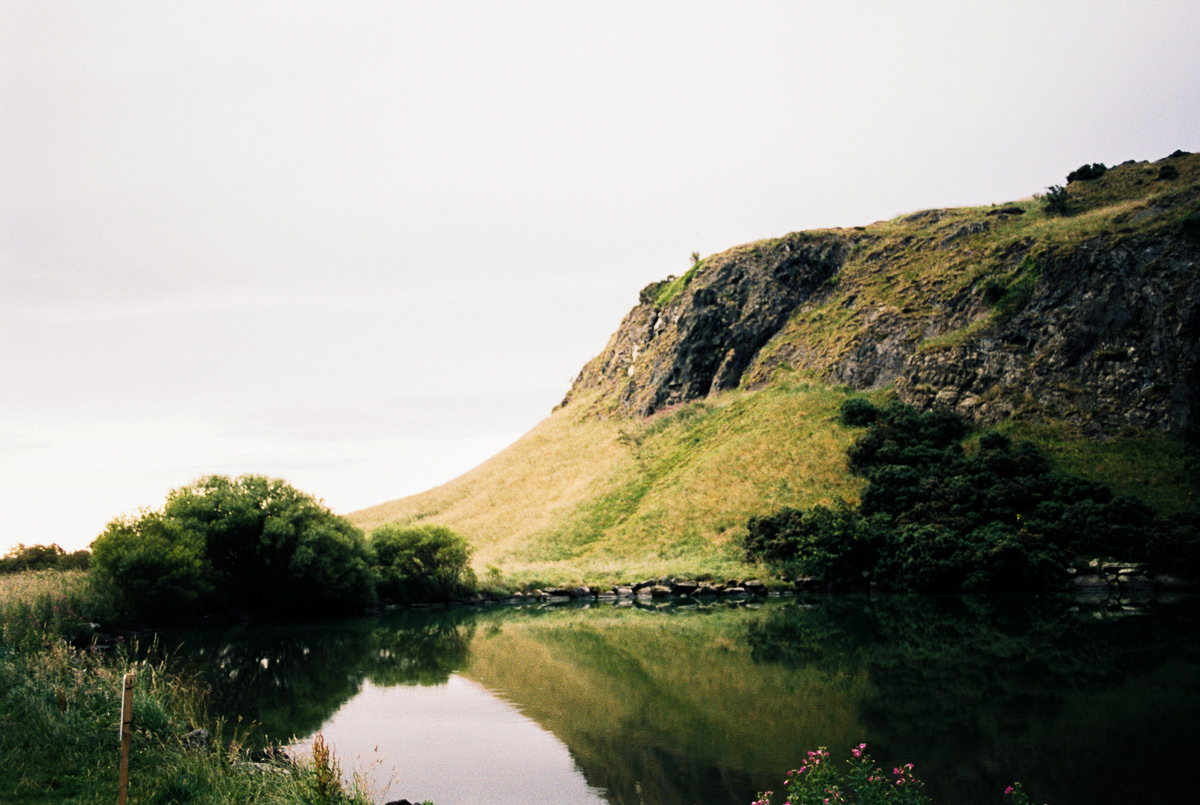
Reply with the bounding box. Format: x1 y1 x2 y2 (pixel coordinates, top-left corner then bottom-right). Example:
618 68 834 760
563 152 1200 436
568 232 849 417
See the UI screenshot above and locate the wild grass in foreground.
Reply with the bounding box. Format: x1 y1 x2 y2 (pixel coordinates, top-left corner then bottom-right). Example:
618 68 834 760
0 570 387 804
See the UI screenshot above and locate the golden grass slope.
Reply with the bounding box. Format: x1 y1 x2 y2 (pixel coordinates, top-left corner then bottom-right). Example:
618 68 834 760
350 152 1199 585
348 380 865 586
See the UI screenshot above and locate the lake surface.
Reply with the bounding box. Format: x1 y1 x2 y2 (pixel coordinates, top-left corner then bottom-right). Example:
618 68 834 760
161 594 1200 805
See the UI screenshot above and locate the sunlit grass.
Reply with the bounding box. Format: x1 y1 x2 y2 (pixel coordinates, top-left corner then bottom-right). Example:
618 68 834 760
350 153 1199 588
352 379 864 587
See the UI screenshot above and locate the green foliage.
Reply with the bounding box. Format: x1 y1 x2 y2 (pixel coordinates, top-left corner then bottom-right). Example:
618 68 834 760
0 543 89 574
1040 184 1069 215
1066 163 1107 182
745 398 1200 591
91 475 375 622
370 523 476 603
91 511 211 620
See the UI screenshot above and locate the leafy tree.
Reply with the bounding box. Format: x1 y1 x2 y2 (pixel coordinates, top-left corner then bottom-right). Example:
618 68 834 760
369 523 475 603
161 474 375 614
90 475 375 621
90 510 210 620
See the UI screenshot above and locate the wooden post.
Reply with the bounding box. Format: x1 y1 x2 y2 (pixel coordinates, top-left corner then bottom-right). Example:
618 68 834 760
117 671 135 805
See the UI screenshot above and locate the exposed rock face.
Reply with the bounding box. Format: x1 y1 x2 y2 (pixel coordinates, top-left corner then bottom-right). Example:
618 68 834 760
897 237 1200 432
567 232 850 417
563 154 1200 436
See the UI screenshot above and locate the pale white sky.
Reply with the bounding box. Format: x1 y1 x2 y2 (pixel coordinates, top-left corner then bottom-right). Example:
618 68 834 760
3 1 1198 554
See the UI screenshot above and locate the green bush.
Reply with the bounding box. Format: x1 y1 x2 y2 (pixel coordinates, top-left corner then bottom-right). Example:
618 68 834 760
745 400 1196 591
370 523 476 603
90 511 210 621
1066 162 1107 182
90 475 375 622
1040 184 1069 215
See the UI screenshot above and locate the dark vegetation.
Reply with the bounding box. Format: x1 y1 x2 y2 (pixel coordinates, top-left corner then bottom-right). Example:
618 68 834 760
1039 184 1070 215
88 474 476 625
745 399 1200 592
0 542 89 574
370 523 476 604
1066 162 1108 183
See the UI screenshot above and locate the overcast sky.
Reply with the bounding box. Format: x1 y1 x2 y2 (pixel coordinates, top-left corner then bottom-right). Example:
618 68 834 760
3 1 1198 555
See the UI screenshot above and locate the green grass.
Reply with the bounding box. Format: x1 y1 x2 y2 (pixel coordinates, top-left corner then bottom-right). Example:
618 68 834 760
351 378 864 588
993 420 1198 515
351 152 1199 588
0 570 384 804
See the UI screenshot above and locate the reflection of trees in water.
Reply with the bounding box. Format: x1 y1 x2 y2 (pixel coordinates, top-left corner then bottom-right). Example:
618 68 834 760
163 609 477 744
365 608 475 687
746 595 1200 805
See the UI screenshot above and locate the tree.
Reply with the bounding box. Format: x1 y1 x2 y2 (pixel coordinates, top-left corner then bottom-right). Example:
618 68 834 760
90 511 210 620
90 475 375 621
369 523 475 603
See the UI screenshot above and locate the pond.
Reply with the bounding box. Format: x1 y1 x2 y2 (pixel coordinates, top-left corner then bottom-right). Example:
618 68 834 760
160 594 1200 805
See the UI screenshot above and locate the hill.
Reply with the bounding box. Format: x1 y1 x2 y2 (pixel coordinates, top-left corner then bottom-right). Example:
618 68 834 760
350 151 1200 587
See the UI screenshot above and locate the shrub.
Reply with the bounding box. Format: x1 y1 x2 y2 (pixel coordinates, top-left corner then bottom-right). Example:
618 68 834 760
162 475 375 615
370 523 476 603
90 475 375 622
90 511 210 621
1066 162 1107 182
753 745 1044 805
745 400 1189 591
753 744 929 805
839 397 879 427
1040 185 1069 215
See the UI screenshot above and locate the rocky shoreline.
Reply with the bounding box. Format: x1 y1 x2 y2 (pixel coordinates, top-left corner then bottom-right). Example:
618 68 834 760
387 566 1200 611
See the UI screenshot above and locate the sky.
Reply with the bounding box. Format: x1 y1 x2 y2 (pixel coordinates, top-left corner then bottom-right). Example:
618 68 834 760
3 1 1199 555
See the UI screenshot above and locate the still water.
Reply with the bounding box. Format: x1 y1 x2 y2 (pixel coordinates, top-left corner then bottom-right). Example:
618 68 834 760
162 595 1200 805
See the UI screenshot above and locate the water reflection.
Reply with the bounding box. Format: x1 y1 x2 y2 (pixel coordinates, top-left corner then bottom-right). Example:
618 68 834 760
160 596 1200 805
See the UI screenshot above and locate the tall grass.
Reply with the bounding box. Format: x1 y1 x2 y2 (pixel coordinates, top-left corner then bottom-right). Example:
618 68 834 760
0 570 382 804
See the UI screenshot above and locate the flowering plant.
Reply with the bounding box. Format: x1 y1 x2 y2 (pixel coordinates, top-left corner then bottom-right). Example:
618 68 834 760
753 744 928 805
1004 781 1047 805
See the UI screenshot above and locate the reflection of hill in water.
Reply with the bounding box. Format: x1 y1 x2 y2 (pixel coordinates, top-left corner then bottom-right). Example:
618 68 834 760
160 596 1200 805
462 603 866 805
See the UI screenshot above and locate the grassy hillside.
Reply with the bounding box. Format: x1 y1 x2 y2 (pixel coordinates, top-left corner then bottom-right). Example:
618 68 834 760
351 153 1199 586
351 379 866 587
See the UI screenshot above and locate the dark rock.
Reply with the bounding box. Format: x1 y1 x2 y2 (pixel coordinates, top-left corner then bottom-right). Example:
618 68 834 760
565 232 851 417
671 580 699 595
650 585 673 598
182 728 209 749
743 579 768 595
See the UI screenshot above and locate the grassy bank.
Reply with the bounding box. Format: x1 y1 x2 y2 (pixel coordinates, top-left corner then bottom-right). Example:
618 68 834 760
0 570 382 804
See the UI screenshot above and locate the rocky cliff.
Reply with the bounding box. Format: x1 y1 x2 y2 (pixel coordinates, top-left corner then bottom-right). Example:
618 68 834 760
564 151 1200 436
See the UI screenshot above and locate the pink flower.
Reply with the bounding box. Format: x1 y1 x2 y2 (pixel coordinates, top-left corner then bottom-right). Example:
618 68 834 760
1005 786 1015 796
